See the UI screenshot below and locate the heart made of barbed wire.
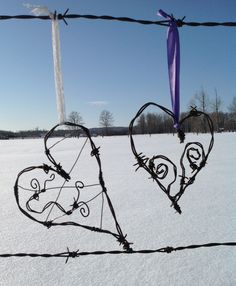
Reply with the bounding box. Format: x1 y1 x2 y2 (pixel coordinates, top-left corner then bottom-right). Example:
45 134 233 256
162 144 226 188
14 122 132 251
129 102 214 214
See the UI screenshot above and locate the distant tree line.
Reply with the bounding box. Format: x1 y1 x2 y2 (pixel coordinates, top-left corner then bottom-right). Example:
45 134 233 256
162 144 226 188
1 94 235 139
134 93 236 134
0 126 129 140
134 110 236 135
0 129 48 140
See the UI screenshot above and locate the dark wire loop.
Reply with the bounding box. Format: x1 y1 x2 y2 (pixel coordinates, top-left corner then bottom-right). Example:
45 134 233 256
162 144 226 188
129 102 214 213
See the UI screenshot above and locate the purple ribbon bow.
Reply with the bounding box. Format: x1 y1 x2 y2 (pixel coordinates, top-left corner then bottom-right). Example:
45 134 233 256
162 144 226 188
159 9 180 129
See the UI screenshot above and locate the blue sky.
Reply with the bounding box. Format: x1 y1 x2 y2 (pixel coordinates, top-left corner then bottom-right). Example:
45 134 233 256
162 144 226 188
0 0 235 131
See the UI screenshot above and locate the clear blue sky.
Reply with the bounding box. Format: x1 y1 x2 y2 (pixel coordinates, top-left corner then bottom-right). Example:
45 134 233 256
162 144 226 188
0 0 235 131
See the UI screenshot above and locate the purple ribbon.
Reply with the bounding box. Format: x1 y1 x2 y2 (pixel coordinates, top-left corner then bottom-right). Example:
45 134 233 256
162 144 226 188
159 9 180 129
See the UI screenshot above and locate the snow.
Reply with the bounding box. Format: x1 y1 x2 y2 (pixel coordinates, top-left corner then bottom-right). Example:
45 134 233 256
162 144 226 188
0 132 235 286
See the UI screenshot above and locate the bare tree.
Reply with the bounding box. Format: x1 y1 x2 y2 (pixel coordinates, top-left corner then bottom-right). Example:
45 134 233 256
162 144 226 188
228 96 236 122
67 111 84 136
191 89 210 113
146 113 157 134
137 113 146 134
68 111 84 125
211 89 223 132
190 89 210 132
228 96 236 114
99 110 114 136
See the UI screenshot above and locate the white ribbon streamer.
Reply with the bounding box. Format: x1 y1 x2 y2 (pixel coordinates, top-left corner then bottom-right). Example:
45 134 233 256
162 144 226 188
25 4 66 123
51 16 66 123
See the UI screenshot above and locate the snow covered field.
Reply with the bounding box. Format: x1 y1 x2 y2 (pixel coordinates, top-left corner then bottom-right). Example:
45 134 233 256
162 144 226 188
0 132 235 286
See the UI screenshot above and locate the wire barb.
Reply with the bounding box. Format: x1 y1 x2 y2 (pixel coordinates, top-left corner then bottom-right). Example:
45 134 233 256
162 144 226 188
58 9 69 25
65 247 80 263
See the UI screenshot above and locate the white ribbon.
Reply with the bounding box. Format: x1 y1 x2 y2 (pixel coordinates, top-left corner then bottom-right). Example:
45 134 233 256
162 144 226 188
51 15 66 123
25 4 66 123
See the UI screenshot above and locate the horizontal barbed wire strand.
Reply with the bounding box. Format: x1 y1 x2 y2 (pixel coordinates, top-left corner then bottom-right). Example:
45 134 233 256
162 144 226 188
0 242 235 262
0 12 236 27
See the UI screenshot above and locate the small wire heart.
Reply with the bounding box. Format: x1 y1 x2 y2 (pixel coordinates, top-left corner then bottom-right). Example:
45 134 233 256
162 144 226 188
129 103 214 213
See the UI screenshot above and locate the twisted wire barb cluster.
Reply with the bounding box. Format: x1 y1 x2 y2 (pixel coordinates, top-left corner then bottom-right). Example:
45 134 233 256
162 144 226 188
0 11 236 27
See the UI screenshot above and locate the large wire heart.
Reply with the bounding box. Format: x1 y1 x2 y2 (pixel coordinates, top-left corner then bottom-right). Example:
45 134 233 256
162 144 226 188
14 122 132 251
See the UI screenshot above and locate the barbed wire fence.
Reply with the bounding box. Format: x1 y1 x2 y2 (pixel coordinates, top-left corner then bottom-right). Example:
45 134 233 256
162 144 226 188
1 242 236 263
0 10 236 27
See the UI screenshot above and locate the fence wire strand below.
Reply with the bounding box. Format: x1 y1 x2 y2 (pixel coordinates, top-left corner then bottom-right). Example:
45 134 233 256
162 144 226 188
0 242 235 263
